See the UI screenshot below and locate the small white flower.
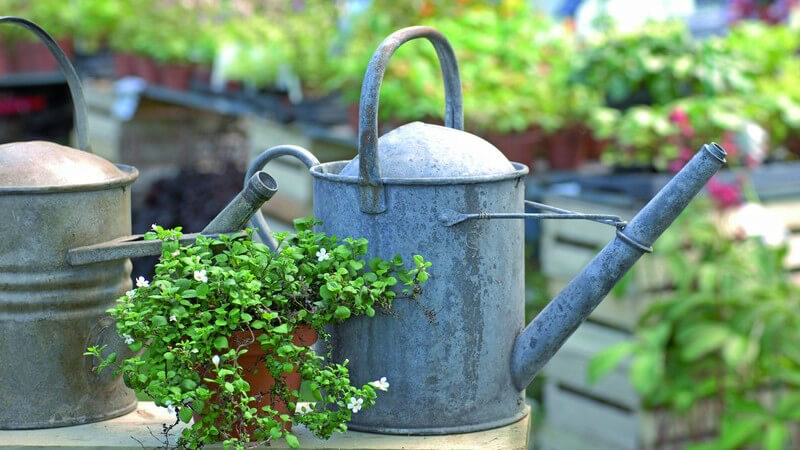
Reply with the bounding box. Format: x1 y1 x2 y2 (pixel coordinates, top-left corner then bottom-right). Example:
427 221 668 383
212 355 220 367
316 247 330 262
191 348 199 354
125 290 136 298
135 276 149 287
171 250 180 257
151 224 158 231
347 397 364 413
370 376 389 391
193 270 208 283
165 400 175 415
169 315 177 322
123 334 134 345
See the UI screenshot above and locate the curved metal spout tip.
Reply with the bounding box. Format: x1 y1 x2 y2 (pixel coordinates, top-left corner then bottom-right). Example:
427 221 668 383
704 142 727 163
250 171 277 200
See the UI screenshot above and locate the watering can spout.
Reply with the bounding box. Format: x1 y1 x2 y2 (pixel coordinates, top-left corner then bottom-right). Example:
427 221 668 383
510 143 727 391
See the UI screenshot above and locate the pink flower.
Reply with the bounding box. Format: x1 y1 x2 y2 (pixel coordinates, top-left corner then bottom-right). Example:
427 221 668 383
669 108 689 125
706 176 742 210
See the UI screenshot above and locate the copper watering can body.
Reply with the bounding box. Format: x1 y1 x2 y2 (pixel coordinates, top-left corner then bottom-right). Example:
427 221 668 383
246 27 727 434
0 17 278 429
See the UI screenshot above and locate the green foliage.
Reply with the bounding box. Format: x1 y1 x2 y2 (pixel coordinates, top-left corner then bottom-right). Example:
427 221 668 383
88 221 430 449
588 199 800 449
574 21 755 107
332 0 601 134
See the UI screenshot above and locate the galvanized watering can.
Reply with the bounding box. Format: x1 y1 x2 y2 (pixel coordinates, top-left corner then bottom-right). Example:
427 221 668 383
246 26 727 434
0 17 279 429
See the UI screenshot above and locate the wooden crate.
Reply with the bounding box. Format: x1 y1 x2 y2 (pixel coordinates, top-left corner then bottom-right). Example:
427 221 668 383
539 190 800 448
541 323 720 450
84 79 249 209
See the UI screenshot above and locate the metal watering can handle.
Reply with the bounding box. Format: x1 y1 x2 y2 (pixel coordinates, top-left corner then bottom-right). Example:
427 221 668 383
0 16 90 152
244 145 320 250
358 26 464 214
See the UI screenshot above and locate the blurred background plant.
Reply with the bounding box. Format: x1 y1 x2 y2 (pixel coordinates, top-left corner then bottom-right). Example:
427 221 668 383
588 193 800 449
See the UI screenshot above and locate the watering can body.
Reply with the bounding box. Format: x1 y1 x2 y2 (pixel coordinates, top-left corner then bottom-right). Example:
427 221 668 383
312 155 529 433
0 17 279 429
248 26 726 434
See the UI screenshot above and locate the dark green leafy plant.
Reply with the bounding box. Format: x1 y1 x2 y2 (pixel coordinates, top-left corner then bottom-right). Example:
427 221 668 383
588 199 800 449
87 218 430 449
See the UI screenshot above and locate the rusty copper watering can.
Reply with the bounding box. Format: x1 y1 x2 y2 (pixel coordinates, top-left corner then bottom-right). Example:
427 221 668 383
243 26 727 434
0 17 278 429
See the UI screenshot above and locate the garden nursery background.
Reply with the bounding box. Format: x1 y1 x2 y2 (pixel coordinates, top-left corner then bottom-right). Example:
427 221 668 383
2 0 800 449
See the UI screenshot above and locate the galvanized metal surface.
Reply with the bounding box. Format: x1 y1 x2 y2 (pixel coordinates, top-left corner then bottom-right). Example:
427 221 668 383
341 122 514 179
0 141 130 188
0 174 138 429
202 171 277 234
0 18 136 429
510 143 727 390
313 161 529 434
355 26 463 213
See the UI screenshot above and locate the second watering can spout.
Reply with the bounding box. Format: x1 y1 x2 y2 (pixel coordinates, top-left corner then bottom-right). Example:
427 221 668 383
510 143 727 390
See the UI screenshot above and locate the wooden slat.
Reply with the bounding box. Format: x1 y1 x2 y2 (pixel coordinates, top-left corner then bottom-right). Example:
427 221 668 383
544 322 638 408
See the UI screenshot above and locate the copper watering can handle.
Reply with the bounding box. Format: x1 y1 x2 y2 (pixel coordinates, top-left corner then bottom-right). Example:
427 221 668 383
358 26 464 214
244 145 320 250
0 17 90 152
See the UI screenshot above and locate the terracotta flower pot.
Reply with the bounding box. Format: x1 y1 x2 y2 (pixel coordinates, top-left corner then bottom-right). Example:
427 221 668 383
113 52 137 78
191 64 212 88
482 126 544 167
194 324 318 440
543 125 599 170
0 46 13 76
158 62 193 91
132 54 158 84
13 39 73 72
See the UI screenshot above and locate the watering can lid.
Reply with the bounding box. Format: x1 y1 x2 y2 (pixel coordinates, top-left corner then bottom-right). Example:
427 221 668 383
0 141 130 188
339 122 516 179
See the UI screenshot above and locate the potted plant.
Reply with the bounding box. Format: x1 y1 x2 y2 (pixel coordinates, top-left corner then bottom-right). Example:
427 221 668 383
87 219 430 449
572 21 754 110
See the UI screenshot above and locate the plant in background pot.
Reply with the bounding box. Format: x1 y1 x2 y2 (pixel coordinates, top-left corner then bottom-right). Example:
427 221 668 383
572 21 755 110
332 0 603 168
87 219 431 449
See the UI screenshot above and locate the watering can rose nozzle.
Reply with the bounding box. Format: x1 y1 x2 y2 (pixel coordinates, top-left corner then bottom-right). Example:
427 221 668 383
510 143 727 391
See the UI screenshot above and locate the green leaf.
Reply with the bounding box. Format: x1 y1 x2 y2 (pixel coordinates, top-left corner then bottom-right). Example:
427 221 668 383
764 422 787 450
680 325 730 361
129 340 143 352
213 336 228 350
273 323 289 334
181 379 197 391
241 313 252 322
179 407 193 424
285 434 299 448
251 320 265 329
334 306 351 320
151 315 168 327
629 351 662 396
587 342 634 384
